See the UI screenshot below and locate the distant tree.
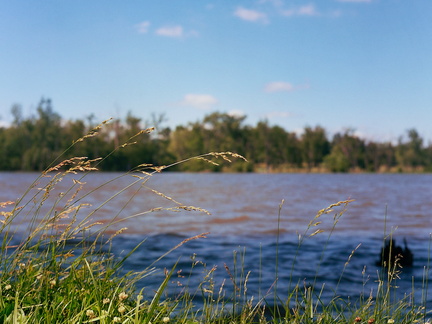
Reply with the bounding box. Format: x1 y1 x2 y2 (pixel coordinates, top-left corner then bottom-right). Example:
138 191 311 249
324 146 350 172
1 99 431 173
251 120 271 167
252 121 301 169
396 128 425 170
202 112 247 154
424 141 432 171
0 105 30 169
363 141 396 172
11 104 23 126
301 126 330 170
328 129 365 171
168 123 208 171
147 112 174 166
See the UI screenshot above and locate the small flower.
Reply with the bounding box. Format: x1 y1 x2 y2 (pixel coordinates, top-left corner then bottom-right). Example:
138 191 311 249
355 317 362 323
86 309 95 318
113 317 122 323
50 280 56 287
368 319 375 324
162 316 170 323
102 298 110 304
387 320 395 324
5 284 11 290
119 292 128 301
118 305 126 314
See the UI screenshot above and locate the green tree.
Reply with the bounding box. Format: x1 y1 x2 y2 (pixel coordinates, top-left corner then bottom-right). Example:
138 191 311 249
396 128 425 170
168 124 208 171
324 147 350 172
325 130 366 172
301 126 330 170
0 105 33 170
201 112 247 154
251 121 301 170
363 142 396 172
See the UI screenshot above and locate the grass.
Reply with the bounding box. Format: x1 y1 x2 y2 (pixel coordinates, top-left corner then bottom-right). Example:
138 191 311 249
0 119 430 323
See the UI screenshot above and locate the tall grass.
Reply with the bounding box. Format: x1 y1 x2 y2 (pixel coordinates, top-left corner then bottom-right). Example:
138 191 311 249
0 119 430 323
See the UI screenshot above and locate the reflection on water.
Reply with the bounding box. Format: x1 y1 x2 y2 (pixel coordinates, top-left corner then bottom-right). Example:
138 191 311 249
1 172 432 307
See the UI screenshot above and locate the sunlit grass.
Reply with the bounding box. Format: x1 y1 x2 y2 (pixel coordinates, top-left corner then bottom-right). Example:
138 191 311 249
0 119 430 323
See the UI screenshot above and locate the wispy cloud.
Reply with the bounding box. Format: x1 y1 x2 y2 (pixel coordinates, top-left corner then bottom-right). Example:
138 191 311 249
156 25 184 38
234 7 268 23
282 4 320 17
264 81 295 93
228 110 246 118
136 21 150 34
181 94 218 110
265 81 310 93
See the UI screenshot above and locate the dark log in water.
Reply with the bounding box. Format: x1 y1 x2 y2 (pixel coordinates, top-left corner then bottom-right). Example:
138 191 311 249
377 238 413 268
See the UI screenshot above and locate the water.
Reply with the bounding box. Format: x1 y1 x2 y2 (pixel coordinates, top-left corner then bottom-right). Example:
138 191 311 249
1 172 432 309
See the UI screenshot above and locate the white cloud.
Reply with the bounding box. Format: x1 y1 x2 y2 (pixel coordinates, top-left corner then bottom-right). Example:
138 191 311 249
265 82 295 93
265 81 310 93
234 7 268 23
136 21 150 34
282 4 319 16
156 25 184 38
181 94 218 110
298 4 319 15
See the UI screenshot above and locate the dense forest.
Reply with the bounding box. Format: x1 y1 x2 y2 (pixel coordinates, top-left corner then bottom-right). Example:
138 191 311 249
1 98 431 173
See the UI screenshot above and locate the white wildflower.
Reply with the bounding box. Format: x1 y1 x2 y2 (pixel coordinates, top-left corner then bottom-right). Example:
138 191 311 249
86 309 95 318
118 292 128 301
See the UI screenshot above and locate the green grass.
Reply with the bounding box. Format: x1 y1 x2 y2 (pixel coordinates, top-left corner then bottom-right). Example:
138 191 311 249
0 119 430 323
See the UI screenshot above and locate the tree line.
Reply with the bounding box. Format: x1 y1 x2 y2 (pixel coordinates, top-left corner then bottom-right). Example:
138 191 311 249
1 98 431 173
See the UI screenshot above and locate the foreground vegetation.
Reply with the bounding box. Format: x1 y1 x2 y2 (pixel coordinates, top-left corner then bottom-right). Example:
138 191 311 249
1 98 432 172
0 119 430 323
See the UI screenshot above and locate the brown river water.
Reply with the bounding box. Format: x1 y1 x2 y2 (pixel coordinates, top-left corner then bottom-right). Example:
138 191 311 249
1 172 432 309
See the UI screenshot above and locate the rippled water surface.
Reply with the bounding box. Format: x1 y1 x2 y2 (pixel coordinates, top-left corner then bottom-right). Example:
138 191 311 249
1 172 432 307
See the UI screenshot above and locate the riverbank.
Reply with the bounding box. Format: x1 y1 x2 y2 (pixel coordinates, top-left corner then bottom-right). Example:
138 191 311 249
232 162 430 174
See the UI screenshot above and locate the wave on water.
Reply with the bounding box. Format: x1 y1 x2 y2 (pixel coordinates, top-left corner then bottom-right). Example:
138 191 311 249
106 232 432 310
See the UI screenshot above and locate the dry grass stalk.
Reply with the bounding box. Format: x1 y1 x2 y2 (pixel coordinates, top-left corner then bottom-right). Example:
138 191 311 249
149 189 183 206
72 118 113 144
177 205 211 215
172 232 210 251
208 152 248 162
105 227 129 244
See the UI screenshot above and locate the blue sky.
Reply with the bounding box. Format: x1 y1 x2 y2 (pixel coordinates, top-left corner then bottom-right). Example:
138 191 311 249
1 0 431 142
